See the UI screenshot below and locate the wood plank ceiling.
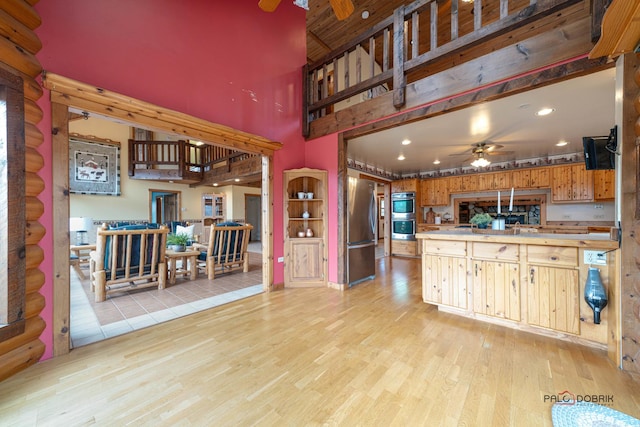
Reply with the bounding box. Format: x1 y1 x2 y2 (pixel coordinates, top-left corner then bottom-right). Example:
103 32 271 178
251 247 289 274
306 0 533 65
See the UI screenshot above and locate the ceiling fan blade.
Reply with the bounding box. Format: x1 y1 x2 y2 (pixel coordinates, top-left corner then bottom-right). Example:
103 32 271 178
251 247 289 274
258 0 282 12
330 0 355 20
486 150 515 155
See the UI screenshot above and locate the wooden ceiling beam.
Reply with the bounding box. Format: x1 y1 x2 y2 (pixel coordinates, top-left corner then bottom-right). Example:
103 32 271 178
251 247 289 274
42 72 282 156
589 0 640 59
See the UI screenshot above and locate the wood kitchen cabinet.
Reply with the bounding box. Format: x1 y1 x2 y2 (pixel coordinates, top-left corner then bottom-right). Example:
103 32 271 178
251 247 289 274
417 232 618 356
551 164 594 202
512 167 551 189
446 176 463 193
461 174 478 192
477 171 511 191
594 169 615 200
526 245 580 335
421 240 468 309
420 178 449 206
471 242 520 321
391 178 418 193
284 168 327 287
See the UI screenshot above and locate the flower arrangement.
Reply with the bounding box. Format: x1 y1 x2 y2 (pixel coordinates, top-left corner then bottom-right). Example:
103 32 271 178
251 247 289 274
469 212 493 228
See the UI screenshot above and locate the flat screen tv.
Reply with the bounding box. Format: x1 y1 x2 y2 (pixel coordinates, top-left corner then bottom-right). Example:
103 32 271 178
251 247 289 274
583 126 617 170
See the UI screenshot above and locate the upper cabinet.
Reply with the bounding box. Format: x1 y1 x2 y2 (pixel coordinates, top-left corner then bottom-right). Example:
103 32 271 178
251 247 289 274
420 177 450 206
476 171 511 191
551 164 594 202
594 169 615 201
511 167 550 189
391 178 418 193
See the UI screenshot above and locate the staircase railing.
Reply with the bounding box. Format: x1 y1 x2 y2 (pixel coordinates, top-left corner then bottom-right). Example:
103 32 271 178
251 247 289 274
128 139 258 183
303 0 580 137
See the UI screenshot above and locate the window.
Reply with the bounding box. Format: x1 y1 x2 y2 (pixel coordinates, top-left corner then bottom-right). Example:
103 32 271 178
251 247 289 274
0 68 26 341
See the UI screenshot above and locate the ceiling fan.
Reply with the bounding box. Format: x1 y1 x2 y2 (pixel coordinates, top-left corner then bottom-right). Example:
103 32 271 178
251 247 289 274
258 0 355 21
450 142 515 167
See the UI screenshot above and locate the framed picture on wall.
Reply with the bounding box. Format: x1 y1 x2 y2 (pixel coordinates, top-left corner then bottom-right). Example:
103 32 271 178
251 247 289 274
69 135 121 196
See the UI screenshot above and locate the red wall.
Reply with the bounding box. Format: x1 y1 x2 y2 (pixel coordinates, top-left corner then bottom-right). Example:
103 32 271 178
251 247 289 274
34 0 310 359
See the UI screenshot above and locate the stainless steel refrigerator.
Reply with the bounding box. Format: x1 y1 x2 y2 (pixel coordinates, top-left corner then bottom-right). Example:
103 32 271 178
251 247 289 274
347 177 376 286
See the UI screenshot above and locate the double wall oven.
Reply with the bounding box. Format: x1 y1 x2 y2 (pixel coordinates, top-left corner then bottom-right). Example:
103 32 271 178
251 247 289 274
391 192 416 240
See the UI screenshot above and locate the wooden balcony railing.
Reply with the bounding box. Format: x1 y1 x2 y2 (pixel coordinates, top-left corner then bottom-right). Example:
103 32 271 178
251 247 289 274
303 0 581 137
128 139 258 184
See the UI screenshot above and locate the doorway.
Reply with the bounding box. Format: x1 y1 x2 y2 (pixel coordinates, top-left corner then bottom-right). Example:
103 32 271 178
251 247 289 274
149 189 181 223
245 194 261 242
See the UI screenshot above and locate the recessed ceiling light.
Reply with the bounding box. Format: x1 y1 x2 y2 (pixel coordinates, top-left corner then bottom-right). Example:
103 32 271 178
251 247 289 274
361 10 369 19
213 183 219 187
556 141 569 146
397 154 405 161
433 159 441 165
401 139 411 145
234 178 240 182
536 107 555 116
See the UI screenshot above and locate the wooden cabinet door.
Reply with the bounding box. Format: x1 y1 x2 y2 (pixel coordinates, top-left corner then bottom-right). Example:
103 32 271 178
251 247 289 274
551 166 573 202
286 239 324 286
572 165 594 201
476 173 494 191
461 175 478 192
511 169 531 188
493 171 511 190
526 265 580 334
422 254 468 309
434 178 450 205
472 260 520 321
420 179 434 206
392 178 418 193
447 176 463 193
594 169 615 200
530 167 550 188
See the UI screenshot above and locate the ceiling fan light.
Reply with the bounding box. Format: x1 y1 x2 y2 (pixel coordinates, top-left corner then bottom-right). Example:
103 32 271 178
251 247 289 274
471 157 491 167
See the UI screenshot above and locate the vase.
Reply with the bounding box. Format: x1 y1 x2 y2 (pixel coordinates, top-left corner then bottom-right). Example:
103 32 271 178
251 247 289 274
169 244 186 252
584 267 607 324
477 223 488 229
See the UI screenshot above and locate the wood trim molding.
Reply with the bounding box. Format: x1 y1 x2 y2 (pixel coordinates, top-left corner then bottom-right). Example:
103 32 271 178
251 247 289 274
51 101 70 356
41 72 283 156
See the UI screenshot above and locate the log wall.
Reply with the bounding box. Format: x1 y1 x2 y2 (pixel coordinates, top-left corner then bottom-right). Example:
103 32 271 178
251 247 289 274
0 0 45 381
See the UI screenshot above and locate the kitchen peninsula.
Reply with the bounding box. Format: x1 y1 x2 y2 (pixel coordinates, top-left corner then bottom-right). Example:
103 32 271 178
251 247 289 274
416 229 620 363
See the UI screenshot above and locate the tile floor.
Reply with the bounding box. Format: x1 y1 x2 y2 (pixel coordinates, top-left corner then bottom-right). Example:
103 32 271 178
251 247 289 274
71 248 264 348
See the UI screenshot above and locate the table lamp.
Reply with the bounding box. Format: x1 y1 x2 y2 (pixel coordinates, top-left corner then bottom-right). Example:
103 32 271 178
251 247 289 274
69 217 92 245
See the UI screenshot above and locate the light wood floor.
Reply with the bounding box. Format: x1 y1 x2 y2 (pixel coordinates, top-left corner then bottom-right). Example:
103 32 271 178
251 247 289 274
1 257 639 426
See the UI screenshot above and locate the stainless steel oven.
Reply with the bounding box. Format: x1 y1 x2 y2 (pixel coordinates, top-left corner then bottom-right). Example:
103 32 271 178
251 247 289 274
391 192 416 218
391 192 416 240
391 217 416 240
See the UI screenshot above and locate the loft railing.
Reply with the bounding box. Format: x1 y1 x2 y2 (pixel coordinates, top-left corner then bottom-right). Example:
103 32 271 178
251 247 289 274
303 0 580 137
128 139 257 183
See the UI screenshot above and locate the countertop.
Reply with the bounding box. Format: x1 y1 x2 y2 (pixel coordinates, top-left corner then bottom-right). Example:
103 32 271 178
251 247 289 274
415 230 618 249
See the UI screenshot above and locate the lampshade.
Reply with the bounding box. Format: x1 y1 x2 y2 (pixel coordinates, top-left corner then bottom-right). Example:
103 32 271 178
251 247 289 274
69 217 92 232
69 217 93 245
471 156 490 168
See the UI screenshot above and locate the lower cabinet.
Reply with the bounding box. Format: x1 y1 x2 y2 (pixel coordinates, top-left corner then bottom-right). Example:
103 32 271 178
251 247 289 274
418 236 615 350
392 240 417 257
286 239 325 287
422 254 468 309
526 265 580 335
472 260 520 321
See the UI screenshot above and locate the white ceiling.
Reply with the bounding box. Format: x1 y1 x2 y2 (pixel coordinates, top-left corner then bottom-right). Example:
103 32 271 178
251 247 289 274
347 68 617 175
